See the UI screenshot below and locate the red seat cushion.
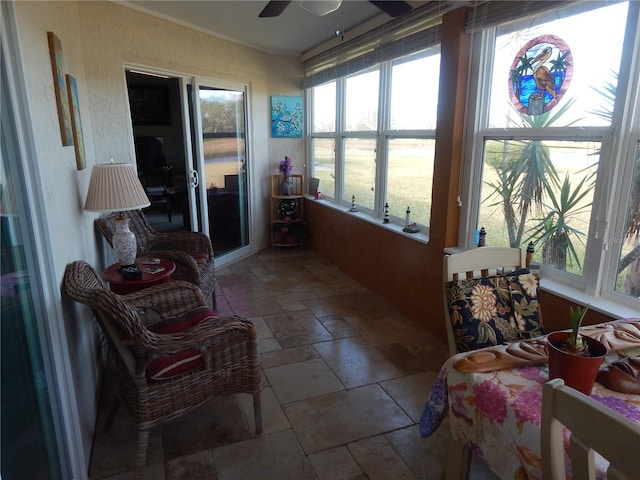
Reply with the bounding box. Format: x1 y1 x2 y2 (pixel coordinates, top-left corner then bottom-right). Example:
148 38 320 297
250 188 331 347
145 306 217 381
148 306 216 334
188 252 209 267
146 349 204 381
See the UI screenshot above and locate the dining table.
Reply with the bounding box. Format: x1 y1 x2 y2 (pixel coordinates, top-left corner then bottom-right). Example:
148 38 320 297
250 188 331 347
419 318 640 480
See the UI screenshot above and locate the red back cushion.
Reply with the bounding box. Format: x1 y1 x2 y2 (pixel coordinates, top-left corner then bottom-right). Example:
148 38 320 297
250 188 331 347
148 306 216 334
145 306 217 381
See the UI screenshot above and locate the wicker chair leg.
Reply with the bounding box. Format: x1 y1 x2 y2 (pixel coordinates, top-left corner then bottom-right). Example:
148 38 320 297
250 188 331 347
134 429 150 480
253 391 263 435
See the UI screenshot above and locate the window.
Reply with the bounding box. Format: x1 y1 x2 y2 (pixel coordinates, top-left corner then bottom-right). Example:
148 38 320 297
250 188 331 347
615 142 640 298
343 69 379 210
308 49 440 231
464 1 640 309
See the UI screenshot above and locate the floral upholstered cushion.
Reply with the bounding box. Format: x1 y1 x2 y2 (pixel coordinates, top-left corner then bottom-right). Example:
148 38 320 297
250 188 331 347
507 272 544 340
445 271 543 353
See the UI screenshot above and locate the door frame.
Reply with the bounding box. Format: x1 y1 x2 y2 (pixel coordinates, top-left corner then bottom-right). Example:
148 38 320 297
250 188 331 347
190 76 254 262
124 63 255 267
3 2 85 476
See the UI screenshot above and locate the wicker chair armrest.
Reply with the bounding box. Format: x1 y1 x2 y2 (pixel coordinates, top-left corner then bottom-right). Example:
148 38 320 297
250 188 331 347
143 315 257 355
123 280 206 315
146 232 214 258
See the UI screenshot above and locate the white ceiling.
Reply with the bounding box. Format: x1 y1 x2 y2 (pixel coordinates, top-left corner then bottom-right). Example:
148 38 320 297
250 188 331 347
122 0 426 57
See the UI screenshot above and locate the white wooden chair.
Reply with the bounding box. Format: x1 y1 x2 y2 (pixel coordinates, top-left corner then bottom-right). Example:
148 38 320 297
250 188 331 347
541 378 640 480
443 246 529 480
443 246 528 355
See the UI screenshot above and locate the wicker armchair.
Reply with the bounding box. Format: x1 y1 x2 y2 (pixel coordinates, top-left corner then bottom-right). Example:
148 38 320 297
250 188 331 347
63 261 262 480
95 209 216 308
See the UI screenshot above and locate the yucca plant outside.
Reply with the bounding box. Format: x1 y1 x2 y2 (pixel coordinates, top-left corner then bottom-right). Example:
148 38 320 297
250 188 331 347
482 97 593 274
482 72 640 296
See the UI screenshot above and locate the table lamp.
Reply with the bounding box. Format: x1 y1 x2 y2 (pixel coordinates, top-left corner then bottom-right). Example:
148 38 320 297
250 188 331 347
84 162 150 269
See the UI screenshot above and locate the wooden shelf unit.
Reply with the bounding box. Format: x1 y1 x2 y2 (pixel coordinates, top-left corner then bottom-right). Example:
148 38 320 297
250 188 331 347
270 174 304 247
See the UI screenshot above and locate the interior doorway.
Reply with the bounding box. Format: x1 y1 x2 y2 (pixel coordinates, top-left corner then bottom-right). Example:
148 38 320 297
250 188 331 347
126 71 189 233
125 70 251 258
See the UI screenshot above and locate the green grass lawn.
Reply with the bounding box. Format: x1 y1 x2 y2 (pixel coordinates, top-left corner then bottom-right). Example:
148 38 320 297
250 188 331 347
313 139 434 224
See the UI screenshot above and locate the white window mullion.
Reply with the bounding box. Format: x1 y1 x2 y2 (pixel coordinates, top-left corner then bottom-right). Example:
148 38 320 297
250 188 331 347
461 29 496 249
335 76 346 205
376 62 391 218
600 1 640 301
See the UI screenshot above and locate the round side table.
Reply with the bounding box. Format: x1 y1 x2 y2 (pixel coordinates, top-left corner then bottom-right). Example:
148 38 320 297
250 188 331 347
102 256 176 294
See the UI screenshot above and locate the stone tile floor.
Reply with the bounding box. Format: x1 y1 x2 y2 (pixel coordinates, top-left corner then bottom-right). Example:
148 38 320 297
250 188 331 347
89 248 499 479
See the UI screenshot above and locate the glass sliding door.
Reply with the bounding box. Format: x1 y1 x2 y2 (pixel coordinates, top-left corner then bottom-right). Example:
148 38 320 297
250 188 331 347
195 84 250 257
1 46 67 479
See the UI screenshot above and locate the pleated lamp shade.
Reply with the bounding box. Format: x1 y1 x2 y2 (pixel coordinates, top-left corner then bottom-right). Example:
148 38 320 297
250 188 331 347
84 163 150 213
84 162 150 266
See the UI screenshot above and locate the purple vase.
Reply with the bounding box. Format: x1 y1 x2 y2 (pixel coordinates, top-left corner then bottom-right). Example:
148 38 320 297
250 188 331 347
281 175 292 195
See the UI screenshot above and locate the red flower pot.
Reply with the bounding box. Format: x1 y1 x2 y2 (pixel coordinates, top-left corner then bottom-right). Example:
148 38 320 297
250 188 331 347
547 331 608 395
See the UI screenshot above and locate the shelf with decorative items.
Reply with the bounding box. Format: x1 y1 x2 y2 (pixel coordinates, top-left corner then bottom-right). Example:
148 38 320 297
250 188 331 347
270 174 305 247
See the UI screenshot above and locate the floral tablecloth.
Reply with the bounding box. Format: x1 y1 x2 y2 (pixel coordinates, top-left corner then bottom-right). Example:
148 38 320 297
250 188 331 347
420 345 640 479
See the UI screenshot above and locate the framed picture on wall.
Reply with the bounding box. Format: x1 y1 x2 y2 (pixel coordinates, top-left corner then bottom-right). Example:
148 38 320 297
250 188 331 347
47 32 74 146
128 84 171 125
271 96 303 138
66 74 86 170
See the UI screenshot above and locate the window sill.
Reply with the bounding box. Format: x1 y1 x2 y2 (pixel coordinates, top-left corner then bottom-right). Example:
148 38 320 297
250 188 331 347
539 277 640 320
305 195 429 244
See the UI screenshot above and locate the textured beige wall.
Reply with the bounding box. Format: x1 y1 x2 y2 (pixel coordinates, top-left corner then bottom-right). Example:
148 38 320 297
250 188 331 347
12 0 303 471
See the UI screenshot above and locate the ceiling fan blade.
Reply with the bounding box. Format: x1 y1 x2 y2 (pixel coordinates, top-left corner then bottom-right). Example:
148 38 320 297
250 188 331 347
369 1 413 17
259 1 292 18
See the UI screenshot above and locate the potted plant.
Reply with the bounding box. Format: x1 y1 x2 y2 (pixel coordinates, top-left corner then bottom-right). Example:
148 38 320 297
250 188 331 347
547 304 608 394
272 221 308 244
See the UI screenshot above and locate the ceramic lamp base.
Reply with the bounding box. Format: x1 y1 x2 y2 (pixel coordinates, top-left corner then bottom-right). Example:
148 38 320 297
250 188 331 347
113 216 138 266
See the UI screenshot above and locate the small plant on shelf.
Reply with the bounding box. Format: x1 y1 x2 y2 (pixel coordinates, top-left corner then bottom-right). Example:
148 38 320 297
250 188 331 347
277 198 299 219
272 218 308 243
279 156 293 177
273 198 307 243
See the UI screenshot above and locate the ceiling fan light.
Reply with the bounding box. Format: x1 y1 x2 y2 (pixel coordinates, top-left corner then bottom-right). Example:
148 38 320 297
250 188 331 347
298 0 342 16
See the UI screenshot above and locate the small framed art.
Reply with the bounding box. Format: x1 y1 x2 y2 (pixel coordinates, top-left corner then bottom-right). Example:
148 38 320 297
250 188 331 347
47 32 73 146
271 96 303 138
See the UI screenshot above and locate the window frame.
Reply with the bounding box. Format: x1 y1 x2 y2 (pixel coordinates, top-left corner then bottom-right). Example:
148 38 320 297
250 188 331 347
306 47 441 232
460 1 640 313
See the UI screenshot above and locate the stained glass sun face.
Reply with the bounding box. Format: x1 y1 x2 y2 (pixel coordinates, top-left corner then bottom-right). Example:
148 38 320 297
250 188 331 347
508 35 573 115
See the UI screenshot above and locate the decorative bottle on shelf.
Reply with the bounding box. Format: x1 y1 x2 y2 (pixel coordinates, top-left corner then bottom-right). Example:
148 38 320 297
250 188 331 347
281 173 292 196
279 156 293 195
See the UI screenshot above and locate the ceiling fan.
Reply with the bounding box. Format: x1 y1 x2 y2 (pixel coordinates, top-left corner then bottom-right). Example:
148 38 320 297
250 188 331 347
259 1 414 18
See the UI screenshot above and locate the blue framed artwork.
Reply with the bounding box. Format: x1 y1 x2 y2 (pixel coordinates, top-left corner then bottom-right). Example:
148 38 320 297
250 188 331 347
66 74 86 170
271 96 303 138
